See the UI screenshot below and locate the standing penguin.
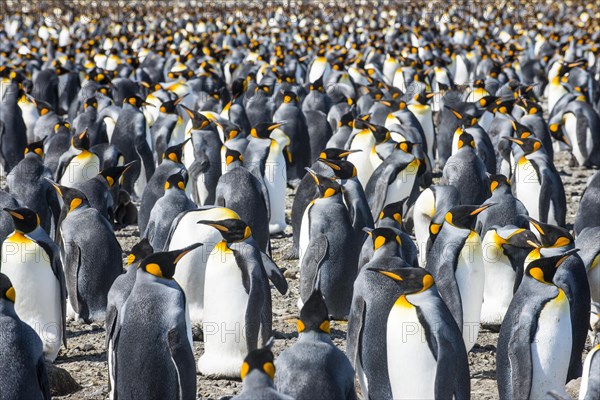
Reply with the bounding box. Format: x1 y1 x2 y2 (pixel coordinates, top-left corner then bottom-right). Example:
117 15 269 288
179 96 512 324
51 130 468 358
197 219 287 378
497 251 577 400
105 238 153 400
144 171 196 251
579 341 600 400
299 170 356 319
7 139 61 237
110 96 155 199
346 118 377 188
151 96 187 164
245 122 290 234
114 244 201 400
51 183 122 322
443 132 490 205
275 290 356 400
365 141 422 221
56 130 101 187
0 78 27 173
407 92 436 163
574 170 600 235
476 174 529 236
347 267 470 400
0 273 50 400
505 136 566 226
426 204 494 350
214 148 271 252
230 340 293 400
1 207 66 362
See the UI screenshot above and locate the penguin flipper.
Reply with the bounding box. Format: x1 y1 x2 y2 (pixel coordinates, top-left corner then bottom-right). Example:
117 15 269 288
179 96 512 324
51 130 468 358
366 163 401 220
507 322 534 399
346 294 365 370
37 357 51 400
260 251 288 295
0 121 9 173
105 306 118 350
299 234 328 302
167 328 196 400
65 243 82 316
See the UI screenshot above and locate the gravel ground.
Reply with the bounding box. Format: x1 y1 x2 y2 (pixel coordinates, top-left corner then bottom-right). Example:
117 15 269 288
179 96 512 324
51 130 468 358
52 150 596 400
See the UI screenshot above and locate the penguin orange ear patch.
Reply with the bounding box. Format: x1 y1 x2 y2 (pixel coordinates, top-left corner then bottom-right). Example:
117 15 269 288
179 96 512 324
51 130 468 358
323 188 336 198
69 198 83 212
126 254 136 265
263 362 275 380
373 236 386 250
145 263 163 278
5 287 15 302
240 362 250 380
319 320 330 334
297 319 305 332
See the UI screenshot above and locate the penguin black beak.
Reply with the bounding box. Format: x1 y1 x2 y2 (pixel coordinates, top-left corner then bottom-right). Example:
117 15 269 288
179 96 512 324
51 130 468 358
556 248 580 268
469 203 495 216
526 216 545 236
318 158 341 171
362 227 374 235
338 149 362 158
196 220 228 232
502 137 524 146
304 167 320 185
45 178 64 197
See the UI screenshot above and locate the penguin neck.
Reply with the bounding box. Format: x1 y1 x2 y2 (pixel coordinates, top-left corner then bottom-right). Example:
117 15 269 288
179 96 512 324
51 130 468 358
299 330 333 344
316 193 343 204
242 370 276 390
373 244 402 259
0 300 17 317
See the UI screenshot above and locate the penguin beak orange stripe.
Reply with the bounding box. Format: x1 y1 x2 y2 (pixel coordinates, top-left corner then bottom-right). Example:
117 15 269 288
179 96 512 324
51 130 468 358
469 203 495 216
377 270 403 281
337 149 362 158
305 168 320 185
318 159 341 171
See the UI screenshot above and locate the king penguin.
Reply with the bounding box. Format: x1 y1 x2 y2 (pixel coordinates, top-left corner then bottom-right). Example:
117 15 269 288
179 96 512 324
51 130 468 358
426 204 494 350
298 169 356 320
197 218 287 378
347 266 470 400
1 207 66 362
275 290 356 400
50 183 122 322
497 251 578 400
0 273 51 400
114 244 201 400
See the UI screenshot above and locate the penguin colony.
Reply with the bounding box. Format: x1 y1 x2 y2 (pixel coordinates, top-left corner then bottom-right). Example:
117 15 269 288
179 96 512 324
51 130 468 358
0 1 599 399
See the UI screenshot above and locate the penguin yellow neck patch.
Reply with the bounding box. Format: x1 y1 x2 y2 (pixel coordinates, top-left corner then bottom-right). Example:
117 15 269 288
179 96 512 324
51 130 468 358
394 294 413 308
9 232 32 244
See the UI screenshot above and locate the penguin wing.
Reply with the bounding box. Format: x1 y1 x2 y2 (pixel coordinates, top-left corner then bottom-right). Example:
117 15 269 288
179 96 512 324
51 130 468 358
366 161 411 220
105 303 118 349
167 328 196 400
0 121 8 172
55 150 77 182
135 138 156 182
299 234 329 302
161 210 190 252
260 251 288 295
64 242 82 315
37 357 51 400
346 293 365 370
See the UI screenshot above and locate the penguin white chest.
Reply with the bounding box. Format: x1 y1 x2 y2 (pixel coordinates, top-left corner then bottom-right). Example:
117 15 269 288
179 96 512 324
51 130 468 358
480 233 515 325
348 133 375 187
529 290 572 399
563 113 587 166
199 242 250 377
61 152 100 187
409 105 434 161
265 144 287 233
413 188 435 266
514 158 541 220
455 231 484 350
1 235 62 361
387 295 436 400
104 117 116 142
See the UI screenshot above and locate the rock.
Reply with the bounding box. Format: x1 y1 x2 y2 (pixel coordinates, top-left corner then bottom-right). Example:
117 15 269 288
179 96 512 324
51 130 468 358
83 343 95 352
47 363 81 396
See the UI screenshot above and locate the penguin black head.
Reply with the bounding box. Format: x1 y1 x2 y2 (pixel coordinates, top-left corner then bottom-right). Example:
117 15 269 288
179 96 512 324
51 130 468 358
413 92 435 105
100 162 135 188
366 227 402 251
140 243 202 280
123 96 149 108
490 174 511 193
30 98 54 116
0 273 15 304
240 339 276 381
396 141 418 154
353 115 374 132
126 238 154 267
83 97 98 110
298 290 330 334
4 207 40 234
282 90 298 104
225 148 244 166
54 121 72 134
309 76 325 92
503 136 543 155
456 132 476 150
318 148 361 161
48 182 90 213
197 219 252 243
378 199 406 225
306 168 342 198
24 138 45 158
338 111 355 129
500 228 541 249
159 95 187 114
477 95 499 109
318 158 356 180
164 171 188 191
369 267 435 295
180 104 212 130
250 122 285 139
71 130 91 150
162 139 190 164
490 98 516 115
370 124 391 144
526 249 580 284
215 121 242 141
445 106 479 127
527 217 574 248
445 204 495 230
